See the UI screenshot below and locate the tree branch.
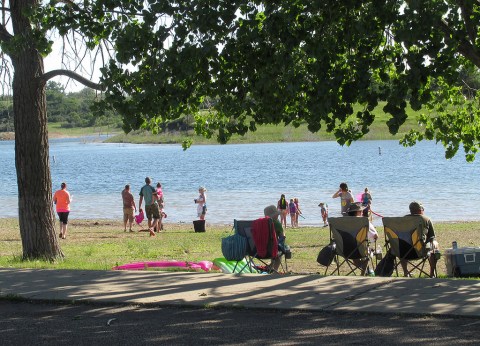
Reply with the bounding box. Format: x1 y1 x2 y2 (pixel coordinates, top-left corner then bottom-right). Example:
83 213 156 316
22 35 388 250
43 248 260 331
41 69 104 90
437 19 480 68
0 23 12 43
458 0 477 44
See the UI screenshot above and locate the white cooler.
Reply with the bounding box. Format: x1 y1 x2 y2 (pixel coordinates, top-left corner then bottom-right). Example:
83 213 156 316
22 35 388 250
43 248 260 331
444 247 480 277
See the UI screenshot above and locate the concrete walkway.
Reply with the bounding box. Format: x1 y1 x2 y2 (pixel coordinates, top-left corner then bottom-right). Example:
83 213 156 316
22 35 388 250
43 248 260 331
1 268 479 318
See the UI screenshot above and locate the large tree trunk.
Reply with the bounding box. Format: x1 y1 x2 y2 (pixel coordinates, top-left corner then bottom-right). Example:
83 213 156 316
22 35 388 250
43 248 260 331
11 0 63 260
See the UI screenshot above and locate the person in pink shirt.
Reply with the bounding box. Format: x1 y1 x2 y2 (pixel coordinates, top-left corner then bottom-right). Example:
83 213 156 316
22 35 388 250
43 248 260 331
53 182 71 239
156 182 163 199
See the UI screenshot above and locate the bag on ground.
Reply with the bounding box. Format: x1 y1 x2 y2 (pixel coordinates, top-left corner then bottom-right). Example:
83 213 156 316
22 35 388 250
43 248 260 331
221 234 247 261
317 242 336 266
374 251 395 277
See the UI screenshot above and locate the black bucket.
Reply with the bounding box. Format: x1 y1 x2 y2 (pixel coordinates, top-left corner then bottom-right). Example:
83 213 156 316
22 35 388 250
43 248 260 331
285 249 292 259
193 219 206 232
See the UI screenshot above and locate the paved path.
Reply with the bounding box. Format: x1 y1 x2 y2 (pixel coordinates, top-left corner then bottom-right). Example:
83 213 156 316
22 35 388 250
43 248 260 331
1 268 479 318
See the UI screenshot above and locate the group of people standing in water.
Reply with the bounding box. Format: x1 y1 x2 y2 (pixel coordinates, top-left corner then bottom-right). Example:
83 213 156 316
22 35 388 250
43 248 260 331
276 194 302 228
332 182 373 218
275 183 373 230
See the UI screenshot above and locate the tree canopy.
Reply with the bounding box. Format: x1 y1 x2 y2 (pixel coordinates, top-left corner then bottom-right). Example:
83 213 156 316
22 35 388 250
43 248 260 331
35 0 480 160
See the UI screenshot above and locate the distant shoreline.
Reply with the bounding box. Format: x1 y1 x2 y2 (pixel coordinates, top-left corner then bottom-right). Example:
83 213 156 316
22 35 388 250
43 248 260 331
1 217 478 226
1 100 426 145
1 131 117 141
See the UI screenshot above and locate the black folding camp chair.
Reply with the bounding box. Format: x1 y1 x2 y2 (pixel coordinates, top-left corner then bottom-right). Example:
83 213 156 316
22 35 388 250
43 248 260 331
326 216 374 276
382 216 437 277
233 218 287 274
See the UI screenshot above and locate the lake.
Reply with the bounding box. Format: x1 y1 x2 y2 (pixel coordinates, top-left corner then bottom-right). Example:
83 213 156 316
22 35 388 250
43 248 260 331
0 138 479 226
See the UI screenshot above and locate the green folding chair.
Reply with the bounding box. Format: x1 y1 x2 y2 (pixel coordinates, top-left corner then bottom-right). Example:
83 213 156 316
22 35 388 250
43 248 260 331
382 216 437 277
326 216 373 276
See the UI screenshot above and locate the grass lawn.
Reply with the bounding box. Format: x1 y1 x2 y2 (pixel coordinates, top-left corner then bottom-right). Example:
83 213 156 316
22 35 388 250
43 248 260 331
47 123 120 138
1 218 479 279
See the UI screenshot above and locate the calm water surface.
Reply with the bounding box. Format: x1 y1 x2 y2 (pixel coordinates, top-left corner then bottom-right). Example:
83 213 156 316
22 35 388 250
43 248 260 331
0 138 478 226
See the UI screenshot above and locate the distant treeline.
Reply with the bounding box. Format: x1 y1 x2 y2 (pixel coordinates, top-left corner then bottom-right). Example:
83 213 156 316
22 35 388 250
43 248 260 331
0 81 198 134
2 66 479 134
0 81 122 132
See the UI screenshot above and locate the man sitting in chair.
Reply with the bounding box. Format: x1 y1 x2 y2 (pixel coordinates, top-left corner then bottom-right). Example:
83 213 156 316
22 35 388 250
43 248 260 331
347 202 378 275
347 202 378 241
264 205 287 272
402 201 439 277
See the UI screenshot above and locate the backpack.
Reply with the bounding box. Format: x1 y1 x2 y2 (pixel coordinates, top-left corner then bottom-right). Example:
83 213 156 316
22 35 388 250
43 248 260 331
317 242 336 266
374 251 395 277
221 234 247 261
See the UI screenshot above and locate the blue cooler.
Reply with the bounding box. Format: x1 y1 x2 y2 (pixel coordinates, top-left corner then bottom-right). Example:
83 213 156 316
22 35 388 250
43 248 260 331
444 247 480 277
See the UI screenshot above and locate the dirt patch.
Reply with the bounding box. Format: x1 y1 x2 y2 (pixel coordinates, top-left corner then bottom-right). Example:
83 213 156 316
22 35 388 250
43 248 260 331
0 132 14 140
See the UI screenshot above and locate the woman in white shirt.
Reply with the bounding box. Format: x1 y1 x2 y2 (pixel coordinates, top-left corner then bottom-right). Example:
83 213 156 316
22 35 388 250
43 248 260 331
195 186 207 220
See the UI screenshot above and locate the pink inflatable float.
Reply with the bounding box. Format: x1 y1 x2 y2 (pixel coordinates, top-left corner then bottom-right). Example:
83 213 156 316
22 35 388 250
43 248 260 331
113 260 214 272
355 193 364 203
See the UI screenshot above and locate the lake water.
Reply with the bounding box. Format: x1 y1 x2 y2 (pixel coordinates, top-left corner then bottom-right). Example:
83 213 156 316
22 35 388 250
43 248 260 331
0 138 479 226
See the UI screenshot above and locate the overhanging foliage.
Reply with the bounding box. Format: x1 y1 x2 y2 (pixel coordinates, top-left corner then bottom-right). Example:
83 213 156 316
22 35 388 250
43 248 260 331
32 1 480 161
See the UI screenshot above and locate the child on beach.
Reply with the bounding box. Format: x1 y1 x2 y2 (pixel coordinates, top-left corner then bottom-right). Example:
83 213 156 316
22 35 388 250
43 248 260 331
361 187 372 219
135 209 145 225
318 202 328 227
155 182 165 231
294 197 302 227
156 182 163 199
289 198 297 228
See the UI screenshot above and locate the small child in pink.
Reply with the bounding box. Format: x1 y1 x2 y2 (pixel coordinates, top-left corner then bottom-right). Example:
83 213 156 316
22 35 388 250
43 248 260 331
289 198 297 228
156 182 163 199
135 209 145 225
